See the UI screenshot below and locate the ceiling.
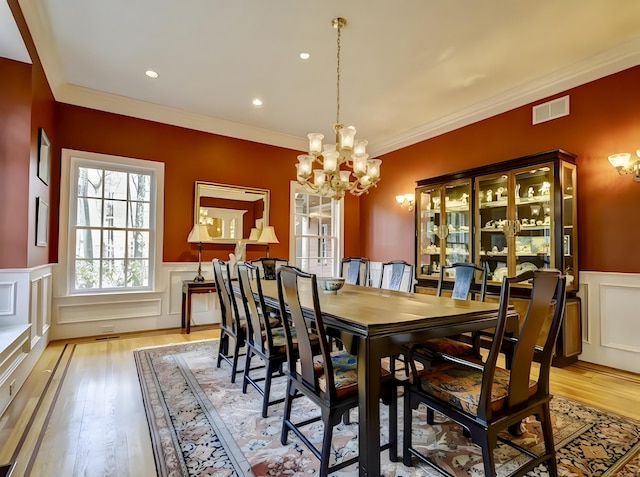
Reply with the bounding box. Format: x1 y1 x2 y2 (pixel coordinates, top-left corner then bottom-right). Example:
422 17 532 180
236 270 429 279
5 0 640 156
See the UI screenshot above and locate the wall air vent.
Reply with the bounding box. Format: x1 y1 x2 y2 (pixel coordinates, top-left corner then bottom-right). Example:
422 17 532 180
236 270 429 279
532 95 569 125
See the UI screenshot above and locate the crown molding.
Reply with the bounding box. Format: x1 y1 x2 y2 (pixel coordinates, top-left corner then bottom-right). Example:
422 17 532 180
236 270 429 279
55 83 308 151
371 39 640 157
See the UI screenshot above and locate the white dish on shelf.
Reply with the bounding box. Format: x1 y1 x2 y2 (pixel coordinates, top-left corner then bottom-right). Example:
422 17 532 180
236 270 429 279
516 262 538 273
492 267 508 282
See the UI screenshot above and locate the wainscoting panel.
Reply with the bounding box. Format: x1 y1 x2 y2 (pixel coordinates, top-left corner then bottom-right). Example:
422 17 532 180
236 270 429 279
600 284 640 353
0 281 16 316
51 262 220 340
0 266 52 417
580 271 640 373
57 298 163 324
576 282 590 344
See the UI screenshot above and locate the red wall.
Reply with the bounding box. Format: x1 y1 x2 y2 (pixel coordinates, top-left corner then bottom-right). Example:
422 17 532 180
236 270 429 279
53 104 362 265
361 66 640 273
0 59 31 267
1 0 56 269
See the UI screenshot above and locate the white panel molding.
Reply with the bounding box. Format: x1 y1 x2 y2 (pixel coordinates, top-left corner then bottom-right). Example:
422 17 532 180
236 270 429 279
0 282 17 316
41 274 51 335
599 283 640 353
579 271 640 373
51 262 220 340
57 297 163 324
576 282 590 344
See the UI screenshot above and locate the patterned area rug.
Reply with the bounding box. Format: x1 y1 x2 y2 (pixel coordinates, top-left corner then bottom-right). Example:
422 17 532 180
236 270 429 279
134 340 640 476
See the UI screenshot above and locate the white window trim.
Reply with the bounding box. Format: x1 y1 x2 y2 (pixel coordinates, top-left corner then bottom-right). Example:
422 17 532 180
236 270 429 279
59 149 165 295
288 181 344 277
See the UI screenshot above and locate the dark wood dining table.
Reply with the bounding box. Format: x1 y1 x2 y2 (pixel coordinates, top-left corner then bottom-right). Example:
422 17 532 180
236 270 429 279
246 280 515 477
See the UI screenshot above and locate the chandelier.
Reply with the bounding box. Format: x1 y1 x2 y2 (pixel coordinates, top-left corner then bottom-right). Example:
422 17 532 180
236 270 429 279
295 17 381 200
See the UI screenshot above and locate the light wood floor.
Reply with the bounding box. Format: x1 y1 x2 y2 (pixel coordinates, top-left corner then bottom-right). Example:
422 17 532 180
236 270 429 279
1 327 639 476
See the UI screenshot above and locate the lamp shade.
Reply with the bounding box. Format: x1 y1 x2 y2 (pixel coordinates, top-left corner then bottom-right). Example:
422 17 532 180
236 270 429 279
187 224 212 243
257 225 279 244
248 227 261 241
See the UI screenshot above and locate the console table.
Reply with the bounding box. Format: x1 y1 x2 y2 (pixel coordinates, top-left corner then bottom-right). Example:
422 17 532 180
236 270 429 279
181 280 216 334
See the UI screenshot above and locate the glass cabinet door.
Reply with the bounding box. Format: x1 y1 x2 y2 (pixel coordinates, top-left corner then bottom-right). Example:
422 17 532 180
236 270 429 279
476 173 510 284
561 162 577 290
443 181 471 267
417 186 442 278
514 164 554 274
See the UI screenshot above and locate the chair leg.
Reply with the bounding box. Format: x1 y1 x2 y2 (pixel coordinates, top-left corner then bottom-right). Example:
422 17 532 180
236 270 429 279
426 407 435 424
262 362 275 418
320 409 334 477
388 383 398 462
403 389 413 466
242 349 252 393
479 431 497 477
540 404 558 475
216 332 227 368
280 381 294 445
230 339 240 383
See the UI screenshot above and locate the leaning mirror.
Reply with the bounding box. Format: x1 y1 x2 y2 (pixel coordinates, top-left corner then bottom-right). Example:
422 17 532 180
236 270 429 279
194 182 270 243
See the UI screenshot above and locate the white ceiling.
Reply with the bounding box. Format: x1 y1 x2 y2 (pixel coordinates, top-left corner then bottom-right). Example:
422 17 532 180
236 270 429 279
7 0 640 156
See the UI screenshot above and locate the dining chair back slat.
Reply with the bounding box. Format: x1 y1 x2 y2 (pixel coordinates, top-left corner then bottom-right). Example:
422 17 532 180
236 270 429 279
340 256 370 286
379 260 414 292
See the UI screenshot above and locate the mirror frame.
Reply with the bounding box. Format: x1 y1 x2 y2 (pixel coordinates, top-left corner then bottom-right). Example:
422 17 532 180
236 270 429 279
194 182 270 243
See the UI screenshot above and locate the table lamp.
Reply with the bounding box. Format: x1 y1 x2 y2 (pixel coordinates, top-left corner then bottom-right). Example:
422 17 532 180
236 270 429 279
257 225 279 258
248 227 261 241
187 224 212 282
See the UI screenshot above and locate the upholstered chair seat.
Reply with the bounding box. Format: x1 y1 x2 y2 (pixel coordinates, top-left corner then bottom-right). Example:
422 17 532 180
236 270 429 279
414 363 538 416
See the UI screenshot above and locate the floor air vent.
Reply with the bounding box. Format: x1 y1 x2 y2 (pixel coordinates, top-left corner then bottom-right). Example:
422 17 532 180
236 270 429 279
532 95 569 125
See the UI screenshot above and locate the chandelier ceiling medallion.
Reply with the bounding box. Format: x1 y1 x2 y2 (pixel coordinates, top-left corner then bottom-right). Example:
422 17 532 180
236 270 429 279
295 17 381 200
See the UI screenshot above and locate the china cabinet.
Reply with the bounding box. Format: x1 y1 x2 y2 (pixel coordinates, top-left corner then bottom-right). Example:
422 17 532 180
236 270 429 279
415 149 580 365
416 180 472 279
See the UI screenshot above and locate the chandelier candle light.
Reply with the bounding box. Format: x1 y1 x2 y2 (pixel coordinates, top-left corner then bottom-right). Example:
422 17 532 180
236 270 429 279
296 18 381 200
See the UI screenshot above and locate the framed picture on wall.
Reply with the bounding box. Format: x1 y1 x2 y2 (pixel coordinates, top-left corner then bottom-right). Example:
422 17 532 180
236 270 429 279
37 128 50 185
36 197 49 246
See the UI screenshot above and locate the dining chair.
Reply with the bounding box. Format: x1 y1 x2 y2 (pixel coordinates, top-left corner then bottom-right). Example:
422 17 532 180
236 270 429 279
378 260 414 292
380 260 415 377
419 261 490 359
251 257 288 281
403 269 567 476
276 265 397 476
396 262 488 384
236 262 287 417
340 256 370 286
212 258 246 383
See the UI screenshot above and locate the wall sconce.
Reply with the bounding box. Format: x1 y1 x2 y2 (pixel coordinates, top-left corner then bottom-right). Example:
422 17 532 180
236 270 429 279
395 193 415 211
608 151 640 182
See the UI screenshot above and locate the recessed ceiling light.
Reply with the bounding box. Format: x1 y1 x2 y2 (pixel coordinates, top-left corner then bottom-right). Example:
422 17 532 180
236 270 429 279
252 98 263 107
145 70 159 78
300 52 310 60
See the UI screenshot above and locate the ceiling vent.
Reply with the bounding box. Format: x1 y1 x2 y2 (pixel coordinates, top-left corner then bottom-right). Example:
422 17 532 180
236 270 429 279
532 95 569 125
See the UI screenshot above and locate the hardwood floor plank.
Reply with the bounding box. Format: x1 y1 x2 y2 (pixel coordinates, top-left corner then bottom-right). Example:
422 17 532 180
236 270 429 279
1 327 638 476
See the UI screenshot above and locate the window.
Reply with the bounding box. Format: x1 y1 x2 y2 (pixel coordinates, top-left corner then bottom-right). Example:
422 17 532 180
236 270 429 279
63 151 163 293
290 183 343 277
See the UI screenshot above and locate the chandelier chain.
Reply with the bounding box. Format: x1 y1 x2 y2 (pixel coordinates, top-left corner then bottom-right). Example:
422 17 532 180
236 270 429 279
336 22 341 128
